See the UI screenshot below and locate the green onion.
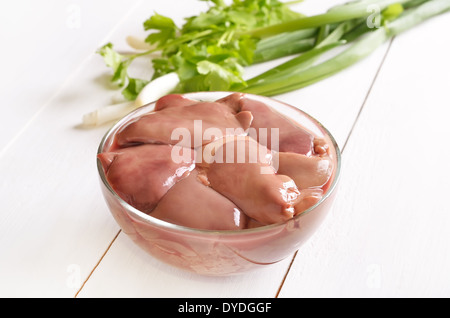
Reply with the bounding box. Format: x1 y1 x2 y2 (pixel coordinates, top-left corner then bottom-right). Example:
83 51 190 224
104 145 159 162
241 41 345 88
240 0 450 96
242 0 411 38
253 28 318 63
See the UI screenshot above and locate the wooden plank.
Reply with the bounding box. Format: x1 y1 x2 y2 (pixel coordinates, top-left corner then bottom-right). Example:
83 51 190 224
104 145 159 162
0 0 392 297
278 11 450 298
0 0 143 154
0 58 121 297
75 1 392 297
76 232 293 298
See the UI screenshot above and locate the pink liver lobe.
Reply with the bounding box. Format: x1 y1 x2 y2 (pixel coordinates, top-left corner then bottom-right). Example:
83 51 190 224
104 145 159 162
278 152 333 190
203 136 302 225
150 169 248 231
277 152 333 215
98 144 196 213
240 98 315 156
116 94 253 149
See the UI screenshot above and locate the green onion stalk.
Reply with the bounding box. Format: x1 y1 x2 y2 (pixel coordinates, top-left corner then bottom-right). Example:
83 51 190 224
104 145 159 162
239 0 450 96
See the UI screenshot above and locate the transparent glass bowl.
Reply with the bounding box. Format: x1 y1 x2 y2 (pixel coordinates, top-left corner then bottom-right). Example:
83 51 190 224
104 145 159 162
97 92 341 276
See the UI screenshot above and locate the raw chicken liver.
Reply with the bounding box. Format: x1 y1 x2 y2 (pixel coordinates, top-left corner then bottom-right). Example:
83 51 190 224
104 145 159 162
150 170 248 230
98 144 196 213
117 94 253 148
240 98 315 156
98 93 335 230
200 136 302 225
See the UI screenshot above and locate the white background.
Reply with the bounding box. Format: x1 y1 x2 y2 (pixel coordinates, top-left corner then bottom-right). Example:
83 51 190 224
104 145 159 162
1 0 449 297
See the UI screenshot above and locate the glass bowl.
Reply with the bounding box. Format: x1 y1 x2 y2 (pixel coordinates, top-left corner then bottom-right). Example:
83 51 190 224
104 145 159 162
97 92 341 276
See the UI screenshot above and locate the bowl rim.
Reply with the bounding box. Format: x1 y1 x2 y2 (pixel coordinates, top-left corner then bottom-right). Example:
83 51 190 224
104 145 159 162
96 91 342 236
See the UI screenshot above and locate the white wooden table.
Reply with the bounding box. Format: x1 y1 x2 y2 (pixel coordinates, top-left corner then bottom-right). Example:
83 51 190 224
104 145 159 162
1 0 449 298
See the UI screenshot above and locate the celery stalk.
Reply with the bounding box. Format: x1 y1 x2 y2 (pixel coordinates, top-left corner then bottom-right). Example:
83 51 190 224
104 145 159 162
244 0 411 38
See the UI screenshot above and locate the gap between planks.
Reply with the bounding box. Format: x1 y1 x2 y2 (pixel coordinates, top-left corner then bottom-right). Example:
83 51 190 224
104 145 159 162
74 230 122 298
341 37 396 154
274 36 396 298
